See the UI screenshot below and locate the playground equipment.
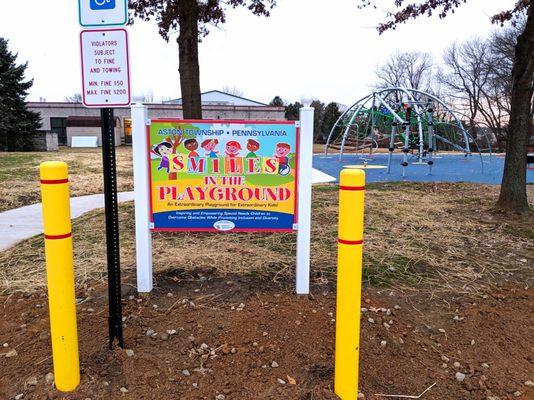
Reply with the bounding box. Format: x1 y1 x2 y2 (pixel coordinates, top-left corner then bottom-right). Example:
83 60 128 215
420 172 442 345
40 162 80 392
325 87 492 176
334 168 365 400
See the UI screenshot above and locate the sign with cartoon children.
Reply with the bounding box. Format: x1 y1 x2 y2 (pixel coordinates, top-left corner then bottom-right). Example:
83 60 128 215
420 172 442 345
148 119 299 231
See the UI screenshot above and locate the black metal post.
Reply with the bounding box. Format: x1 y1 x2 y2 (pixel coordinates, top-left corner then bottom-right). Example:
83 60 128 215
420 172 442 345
100 107 124 349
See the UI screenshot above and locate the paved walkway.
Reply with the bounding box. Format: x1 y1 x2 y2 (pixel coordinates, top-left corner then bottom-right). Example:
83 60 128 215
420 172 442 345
311 168 336 184
0 169 336 251
0 192 135 252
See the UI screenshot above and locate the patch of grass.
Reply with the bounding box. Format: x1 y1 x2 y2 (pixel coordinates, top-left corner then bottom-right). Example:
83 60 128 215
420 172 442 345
0 147 133 212
245 173 294 187
0 180 533 295
503 221 534 240
363 255 424 287
313 185 338 192
0 153 45 181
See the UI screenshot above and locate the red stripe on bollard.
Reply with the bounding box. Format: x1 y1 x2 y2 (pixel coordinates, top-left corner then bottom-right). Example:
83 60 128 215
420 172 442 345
41 179 69 185
44 233 72 240
338 239 364 245
339 186 365 191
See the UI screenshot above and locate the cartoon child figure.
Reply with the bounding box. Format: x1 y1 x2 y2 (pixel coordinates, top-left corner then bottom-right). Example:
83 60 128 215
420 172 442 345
153 142 174 173
225 141 242 157
246 139 260 158
184 138 199 158
274 142 291 175
201 139 219 158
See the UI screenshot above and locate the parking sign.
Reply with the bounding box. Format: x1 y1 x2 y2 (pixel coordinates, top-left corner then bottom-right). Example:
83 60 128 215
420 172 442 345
79 0 127 27
80 29 131 107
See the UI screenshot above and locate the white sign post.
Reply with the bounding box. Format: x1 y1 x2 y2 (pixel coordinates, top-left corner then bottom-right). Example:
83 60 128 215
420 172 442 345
131 105 315 294
80 28 131 108
131 104 153 292
78 0 128 27
296 106 315 294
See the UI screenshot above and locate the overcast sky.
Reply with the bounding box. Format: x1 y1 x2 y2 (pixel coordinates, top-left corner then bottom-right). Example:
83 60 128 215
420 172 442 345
0 0 519 106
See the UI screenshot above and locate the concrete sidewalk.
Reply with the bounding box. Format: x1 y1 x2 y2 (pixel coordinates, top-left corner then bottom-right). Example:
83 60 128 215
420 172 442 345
0 192 135 252
0 168 336 252
312 168 336 184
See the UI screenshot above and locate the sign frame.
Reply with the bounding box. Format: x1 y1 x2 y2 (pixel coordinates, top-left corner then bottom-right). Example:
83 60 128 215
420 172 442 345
131 105 315 295
79 28 132 108
78 0 128 27
146 118 300 233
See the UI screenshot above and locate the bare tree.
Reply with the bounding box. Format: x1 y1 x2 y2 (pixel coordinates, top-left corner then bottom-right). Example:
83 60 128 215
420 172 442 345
376 52 406 89
439 20 526 146
64 93 82 102
375 51 434 91
359 0 533 212
143 90 156 103
221 85 244 97
132 90 157 103
439 39 491 130
482 20 527 139
496 4 534 211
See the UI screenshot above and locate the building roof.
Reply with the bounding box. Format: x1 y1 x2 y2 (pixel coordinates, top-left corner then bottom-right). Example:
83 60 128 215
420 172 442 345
163 90 267 106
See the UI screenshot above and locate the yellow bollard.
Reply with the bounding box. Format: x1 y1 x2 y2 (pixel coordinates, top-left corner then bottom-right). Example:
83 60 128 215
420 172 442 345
40 161 80 392
334 168 365 400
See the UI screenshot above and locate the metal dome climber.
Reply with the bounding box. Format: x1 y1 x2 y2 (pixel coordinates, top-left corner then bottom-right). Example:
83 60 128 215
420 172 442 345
324 88 491 176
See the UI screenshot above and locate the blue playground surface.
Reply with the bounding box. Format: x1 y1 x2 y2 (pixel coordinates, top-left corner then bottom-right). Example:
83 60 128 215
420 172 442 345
313 153 534 185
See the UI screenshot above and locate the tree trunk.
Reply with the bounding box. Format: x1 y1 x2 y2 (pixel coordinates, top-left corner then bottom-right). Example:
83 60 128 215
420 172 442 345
497 5 534 212
178 0 202 119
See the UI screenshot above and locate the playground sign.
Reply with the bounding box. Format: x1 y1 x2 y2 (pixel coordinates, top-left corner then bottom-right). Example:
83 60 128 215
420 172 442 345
148 119 299 232
132 106 314 294
78 0 128 27
80 29 131 108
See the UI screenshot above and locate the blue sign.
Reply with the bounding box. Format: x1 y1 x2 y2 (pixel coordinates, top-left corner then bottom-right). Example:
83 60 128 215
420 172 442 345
79 0 127 27
90 0 115 10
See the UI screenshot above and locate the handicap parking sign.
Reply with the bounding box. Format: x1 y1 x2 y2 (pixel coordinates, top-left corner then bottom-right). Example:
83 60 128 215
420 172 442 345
79 0 127 27
90 0 116 10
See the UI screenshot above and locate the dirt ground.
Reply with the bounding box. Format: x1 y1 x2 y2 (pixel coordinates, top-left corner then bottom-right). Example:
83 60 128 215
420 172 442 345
1 272 533 400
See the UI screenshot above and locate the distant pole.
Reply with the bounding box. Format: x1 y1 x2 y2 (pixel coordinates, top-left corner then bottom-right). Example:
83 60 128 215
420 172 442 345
296 104 314 294
100 107 124 349
401 107 412 177
427 107 435 174
387 122 397 174
40 161 80 392
131 103 153 292
334 168 365 400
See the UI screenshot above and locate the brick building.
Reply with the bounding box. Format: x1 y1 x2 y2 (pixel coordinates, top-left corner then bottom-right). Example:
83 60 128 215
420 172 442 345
27 92 284 147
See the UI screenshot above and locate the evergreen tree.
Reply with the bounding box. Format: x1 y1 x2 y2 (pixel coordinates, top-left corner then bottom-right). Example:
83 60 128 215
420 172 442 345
0 38 41 151
269 96 284 107
321 102 342 142
310 100 325 142
284 102 302 121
